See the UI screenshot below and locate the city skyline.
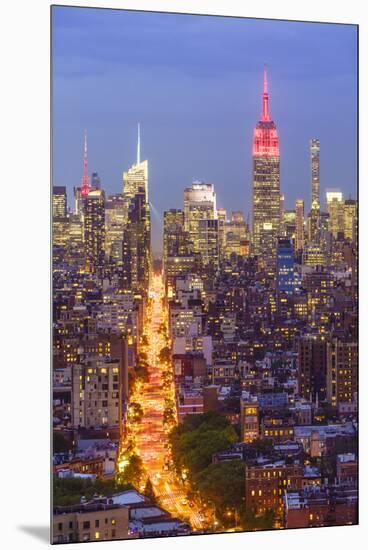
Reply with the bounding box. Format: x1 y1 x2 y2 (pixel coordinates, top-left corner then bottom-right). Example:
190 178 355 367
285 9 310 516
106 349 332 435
52 7 358 543
52 7 357 253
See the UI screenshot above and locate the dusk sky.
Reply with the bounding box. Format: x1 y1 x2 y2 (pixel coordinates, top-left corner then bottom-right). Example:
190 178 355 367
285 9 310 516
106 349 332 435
52 6 357 253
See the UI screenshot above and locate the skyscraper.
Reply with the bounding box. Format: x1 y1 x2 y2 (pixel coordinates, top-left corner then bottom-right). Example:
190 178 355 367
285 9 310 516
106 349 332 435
81 130 90 198
343 199 357 241
183 182 216 253
105 194 125 264
252 67 280 263
83 189 105 273
122 125 149 226
52 186 68 247
326 190 344 238
276 238 298 295
310 139 320 208
122 189 150 294
295 199 304 252
198 218 219 268
163 209 187 264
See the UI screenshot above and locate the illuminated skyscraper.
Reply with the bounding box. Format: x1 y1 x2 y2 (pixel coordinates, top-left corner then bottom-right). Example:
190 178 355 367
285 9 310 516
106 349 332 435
252 67 280 262
83 189 105 273
280 193 285 236
183 182 216 253
344 199 357 241
217 208 227 259
122 124 149 226
121 189 150 294
163 209 187 264
121 125 151 292
105 194 125 264
326 190 344 238
52 186 68 247
53 186 67 218
310 139 320 208
295 199 305 252
276 238 298 295
198 218 219 268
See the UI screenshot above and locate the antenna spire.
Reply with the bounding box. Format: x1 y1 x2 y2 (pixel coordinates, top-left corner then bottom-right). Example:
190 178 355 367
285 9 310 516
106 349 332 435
81 129 90 197
262 65 270 121
137 122 141 165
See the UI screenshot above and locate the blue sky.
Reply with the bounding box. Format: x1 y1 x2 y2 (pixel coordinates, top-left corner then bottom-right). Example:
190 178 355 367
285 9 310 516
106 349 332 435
52 6 357 253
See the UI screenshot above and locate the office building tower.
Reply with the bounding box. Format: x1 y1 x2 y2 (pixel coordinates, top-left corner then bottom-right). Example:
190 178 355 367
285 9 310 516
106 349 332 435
295 199 304 252
284 210 296 241
53 186 67 218
52 186 69 247
105 194 125 264
276 238 298 295
183 181 216 253
224 211 249 258
198 218 219 268
307 200 320 242
217 208 227 258
122 125 148 226
252 67 280 263
344 199 357 242
310 138 320 208
326 191 344 238
163 209 187 264
122 189 150 294
83 189 105 273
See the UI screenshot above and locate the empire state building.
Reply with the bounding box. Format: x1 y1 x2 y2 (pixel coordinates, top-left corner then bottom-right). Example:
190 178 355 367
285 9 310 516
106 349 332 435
252 67 280 264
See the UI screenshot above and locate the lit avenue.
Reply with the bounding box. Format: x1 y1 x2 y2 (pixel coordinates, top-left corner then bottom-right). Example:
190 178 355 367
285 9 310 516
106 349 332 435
52 68 358 543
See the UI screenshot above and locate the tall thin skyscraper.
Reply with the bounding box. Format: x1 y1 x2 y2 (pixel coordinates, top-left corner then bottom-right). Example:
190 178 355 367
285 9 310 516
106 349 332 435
81 130 90 198
252 67 280 262
83 189 105 273
310 138 320 208
295 199 304 252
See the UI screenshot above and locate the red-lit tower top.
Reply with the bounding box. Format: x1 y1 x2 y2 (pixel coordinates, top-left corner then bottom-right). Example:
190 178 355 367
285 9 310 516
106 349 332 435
81 130 90 197
253 66 279 157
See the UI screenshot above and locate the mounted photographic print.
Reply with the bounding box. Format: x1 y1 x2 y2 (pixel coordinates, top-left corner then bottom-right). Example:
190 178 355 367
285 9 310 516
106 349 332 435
51 4 358 544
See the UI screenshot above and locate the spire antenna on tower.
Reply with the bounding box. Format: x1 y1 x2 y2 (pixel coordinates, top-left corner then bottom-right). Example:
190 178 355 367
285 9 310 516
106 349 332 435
137 122 141 165
262 64 270 121
81 129 90 197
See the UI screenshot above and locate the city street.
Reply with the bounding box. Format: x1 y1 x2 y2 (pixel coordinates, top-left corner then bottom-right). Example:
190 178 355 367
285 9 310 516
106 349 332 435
123 272 204 531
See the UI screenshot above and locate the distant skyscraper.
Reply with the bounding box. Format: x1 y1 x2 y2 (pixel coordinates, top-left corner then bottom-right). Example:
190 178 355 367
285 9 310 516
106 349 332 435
52 186 68 247
310 139 320 208
326 190 344 238
198 218 219 268
252 67 280 263
276 238 298 295
280 193 285 236
91 172 101 190
163 209 187 264
83 189 105 273
307 200 320 243
183 182 216 253
53 186 67 218
122 189 150 294
343 199 357 242
295 199 304 252
81 130 90 198
105 194 125 264
122 125 149 226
